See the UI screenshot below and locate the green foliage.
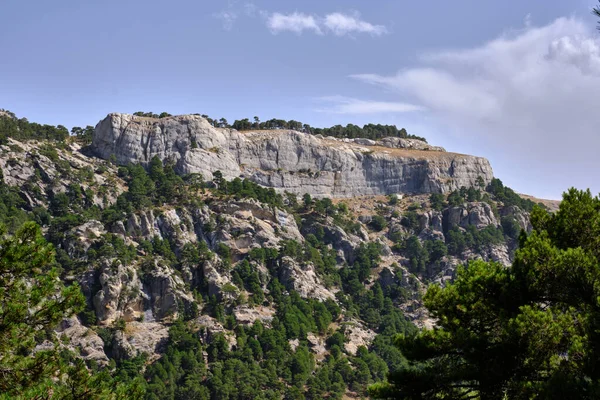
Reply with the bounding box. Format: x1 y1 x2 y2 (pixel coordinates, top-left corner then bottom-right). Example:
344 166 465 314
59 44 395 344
445 225 504 256
0 222 140 399
217 175 285 208
403 236 429 273
227 116 427 142
372 188 600 399
501 215 522 239
369 214 388 231
429 193 446 211
0 176 30 232
487 178 538 211
0 111 69 144
70 125 95 144
400 210 420 233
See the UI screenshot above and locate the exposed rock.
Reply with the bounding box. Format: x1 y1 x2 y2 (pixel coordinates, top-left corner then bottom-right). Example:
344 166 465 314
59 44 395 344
68 220 106 254
196 315 236 349
279 256 336 301
92 113 494 198
419 210 443 232
73 220 106 240
157 208 198 248
443 202 499 231
112 321 168 361
487 244 511 266
202 258 235 299
144 260 195 321
501 205 533 233
93 261 144 325
304 221 362 263
379 137 446 152
126 210 162 239
57 317 108 365
306 332 327 356
353 138 377 146
289 338 300 351
211 200 303 252
233 305 275 325
342 319 377 356
378 266 397 289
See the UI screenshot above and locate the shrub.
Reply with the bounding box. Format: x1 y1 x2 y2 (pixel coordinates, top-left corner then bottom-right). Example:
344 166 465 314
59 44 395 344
370 215 388 231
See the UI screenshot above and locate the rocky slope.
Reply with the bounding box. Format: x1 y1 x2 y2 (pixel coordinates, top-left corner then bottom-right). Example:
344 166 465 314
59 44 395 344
92 113 494 198
0 110 543 399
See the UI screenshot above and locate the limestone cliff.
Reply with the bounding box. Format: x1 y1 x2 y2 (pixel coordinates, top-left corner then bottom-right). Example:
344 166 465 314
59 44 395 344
92 113 494 197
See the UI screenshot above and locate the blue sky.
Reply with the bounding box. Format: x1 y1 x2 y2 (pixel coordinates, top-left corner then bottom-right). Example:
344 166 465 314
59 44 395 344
1 0 599 199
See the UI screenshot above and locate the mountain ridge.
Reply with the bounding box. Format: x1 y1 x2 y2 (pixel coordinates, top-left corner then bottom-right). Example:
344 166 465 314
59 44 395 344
91 112 494 198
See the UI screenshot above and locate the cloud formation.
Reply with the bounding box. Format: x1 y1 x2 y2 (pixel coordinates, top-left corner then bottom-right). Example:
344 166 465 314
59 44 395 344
213 11 238 31
317 96 423 114
323 13 387 36
267 12 386 36
213 1 257 31
267 12 322 35
351 17 600 198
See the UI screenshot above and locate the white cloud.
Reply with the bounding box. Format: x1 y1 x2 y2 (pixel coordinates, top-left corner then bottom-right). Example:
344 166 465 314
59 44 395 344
267 12 322 35
524 13 532 28
213 11 238 31
265 12 386 37
324 12 387 36
351 17 600 198
316 96 423 114
213 1 256 30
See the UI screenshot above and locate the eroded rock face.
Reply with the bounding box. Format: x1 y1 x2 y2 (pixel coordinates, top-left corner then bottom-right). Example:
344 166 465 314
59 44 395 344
443 202 499 231
342 319 377 356
93 261 144 325
144 261 194 321
379 137 445 152
278 256 336 301
112 322 169 361
92 113 494 198
501 205 533 233
58 317 108 365
233 306 275 325
303 221 362 264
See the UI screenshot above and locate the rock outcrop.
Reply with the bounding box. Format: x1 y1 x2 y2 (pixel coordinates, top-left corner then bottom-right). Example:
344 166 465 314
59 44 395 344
278 256 336 301
443 202 499 231
92 113 494 198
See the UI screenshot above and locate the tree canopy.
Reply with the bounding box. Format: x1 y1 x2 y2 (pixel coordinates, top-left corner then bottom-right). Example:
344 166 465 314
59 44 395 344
371 188 600 399
0 222 142 399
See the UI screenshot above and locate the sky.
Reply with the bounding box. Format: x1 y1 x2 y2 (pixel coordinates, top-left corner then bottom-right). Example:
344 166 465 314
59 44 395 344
1 0 599 200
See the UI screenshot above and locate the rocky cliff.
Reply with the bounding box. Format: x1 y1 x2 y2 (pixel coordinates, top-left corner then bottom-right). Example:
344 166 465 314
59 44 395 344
92 113 494 198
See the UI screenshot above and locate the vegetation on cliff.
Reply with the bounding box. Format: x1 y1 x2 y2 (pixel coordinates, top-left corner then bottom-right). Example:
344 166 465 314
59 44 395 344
371 189 600 399
0 110 580 400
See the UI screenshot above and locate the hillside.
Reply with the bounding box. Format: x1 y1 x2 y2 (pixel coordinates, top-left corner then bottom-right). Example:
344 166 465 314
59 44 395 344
0 111 547 399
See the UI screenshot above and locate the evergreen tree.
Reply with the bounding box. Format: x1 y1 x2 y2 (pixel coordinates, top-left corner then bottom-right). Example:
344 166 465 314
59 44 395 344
371 189 600 399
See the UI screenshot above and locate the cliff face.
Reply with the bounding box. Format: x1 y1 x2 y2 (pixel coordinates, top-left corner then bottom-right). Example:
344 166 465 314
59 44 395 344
92 113 494 197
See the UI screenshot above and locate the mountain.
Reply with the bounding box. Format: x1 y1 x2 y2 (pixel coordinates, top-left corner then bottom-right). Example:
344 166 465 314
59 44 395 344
92 113 493 197
0 110 546 399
